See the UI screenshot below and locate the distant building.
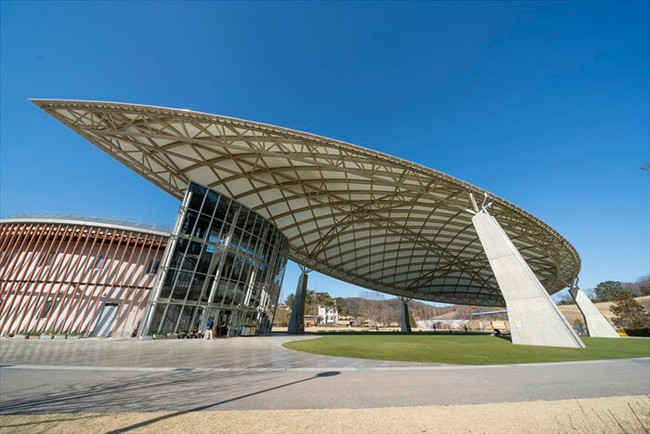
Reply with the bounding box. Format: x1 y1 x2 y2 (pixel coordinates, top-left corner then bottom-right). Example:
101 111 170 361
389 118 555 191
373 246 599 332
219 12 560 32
318 305 338 325
303 314 319 327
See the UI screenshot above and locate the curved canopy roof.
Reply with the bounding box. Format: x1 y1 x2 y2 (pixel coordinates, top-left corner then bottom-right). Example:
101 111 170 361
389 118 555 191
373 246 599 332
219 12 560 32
33 99 580 306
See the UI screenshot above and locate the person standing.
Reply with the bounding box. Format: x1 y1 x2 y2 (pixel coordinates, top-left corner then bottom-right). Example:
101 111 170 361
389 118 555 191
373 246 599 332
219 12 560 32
205 317 214 340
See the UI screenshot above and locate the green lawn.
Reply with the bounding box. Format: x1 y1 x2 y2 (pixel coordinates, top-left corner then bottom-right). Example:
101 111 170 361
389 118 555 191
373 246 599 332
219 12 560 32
282 333 650 365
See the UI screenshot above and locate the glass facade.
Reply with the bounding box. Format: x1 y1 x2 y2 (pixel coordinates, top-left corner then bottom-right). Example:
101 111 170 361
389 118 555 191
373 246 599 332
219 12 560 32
143 182 289 337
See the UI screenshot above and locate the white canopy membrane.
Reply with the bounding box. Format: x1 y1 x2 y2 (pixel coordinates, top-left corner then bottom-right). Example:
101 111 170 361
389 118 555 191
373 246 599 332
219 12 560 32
34 99 580 306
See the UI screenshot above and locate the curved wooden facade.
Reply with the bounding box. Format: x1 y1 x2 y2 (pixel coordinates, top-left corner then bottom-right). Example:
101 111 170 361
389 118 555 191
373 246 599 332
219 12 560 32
0 217 169 337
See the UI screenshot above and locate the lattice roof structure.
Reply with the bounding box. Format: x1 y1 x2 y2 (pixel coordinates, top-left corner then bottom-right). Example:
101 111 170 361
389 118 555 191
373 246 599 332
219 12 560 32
33 99 581 306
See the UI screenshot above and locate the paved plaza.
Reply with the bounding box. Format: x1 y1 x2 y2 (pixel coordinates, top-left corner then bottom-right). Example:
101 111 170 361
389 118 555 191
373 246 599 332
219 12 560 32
1 335 649 415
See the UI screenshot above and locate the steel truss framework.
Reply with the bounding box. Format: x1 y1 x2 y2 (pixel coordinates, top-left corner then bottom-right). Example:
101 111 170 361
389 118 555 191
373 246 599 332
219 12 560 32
34 99 581 306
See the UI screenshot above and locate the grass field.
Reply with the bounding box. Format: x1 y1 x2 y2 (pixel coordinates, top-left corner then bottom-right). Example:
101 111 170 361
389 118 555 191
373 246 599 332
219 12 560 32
282 333 650 365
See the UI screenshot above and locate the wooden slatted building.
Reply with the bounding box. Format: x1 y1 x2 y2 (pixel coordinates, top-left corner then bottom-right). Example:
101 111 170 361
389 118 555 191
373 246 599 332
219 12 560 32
0 215 169 337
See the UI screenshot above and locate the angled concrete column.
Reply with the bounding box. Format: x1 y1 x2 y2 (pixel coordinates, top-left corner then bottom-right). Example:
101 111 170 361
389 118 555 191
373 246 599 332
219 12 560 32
569 287 619 338
287 266 310 334
399 297 412 333
472 210 585 348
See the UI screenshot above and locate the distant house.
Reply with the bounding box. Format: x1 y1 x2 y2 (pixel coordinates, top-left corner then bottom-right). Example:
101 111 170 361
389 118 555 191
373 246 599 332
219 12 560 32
318 305 338 325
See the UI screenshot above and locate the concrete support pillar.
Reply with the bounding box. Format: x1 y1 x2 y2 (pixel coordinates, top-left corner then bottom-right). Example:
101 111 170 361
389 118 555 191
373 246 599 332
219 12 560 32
471 210 585 348
287 266 310 334
569 287 619 338
399 297 412 333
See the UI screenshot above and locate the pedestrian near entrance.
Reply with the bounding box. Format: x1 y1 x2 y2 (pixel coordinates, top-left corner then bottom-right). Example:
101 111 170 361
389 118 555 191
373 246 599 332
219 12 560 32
205 317 214 340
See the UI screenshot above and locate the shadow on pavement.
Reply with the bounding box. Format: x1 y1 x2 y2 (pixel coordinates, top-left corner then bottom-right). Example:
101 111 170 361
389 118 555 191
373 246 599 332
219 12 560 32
106 371 340 433
0 369 340 432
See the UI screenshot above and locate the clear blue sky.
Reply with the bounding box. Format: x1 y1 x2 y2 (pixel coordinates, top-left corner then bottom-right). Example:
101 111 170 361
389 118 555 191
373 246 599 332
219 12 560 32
1 1 648 304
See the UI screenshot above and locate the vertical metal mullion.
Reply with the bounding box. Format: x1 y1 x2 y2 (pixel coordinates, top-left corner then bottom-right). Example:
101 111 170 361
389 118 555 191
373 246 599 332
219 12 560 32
251 221 269 309
158 229 191 333
266 229 284 317
140 189 192 337
189 192 223 328
220 206 242 309
205 197 235 310
173 239 207 334
204 224 230 313
159 188 207 333
171 189 211 334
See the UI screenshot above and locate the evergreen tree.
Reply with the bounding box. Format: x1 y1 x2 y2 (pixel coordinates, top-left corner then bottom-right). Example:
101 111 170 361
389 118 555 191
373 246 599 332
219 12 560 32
610 289 650 329
594 281 624 302
284 293 295 308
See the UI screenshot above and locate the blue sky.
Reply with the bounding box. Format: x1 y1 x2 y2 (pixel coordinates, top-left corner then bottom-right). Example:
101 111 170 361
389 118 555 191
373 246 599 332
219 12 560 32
1 1 648 304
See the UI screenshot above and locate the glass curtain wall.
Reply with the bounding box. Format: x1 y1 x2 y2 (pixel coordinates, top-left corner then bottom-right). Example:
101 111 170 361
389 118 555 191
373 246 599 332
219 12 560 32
144 181 288 336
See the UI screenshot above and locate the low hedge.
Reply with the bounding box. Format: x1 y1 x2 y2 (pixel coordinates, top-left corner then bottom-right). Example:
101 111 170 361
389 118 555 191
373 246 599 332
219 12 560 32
624 328 650 337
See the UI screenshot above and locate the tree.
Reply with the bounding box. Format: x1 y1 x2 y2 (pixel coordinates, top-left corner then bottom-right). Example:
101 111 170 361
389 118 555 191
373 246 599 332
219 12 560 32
315 291 334 307
623 275 650 297
571 318 585 334
273 306 290 327
307 290 318 315
284 293 295 309
610 289 650 329
335 297 349 316
636 275 650 296
555 289 575 305
408 310 418 329
358 291 385 326
285 290 338 316
594 281 624 302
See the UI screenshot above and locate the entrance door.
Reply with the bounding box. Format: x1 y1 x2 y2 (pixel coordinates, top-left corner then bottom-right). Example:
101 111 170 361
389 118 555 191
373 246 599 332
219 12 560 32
90 303 119 337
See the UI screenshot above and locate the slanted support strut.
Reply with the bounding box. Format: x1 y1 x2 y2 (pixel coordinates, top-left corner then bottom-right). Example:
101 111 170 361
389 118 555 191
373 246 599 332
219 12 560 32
287 265 311 334
399 296 412 333
569 285 619 338
469 194 584 348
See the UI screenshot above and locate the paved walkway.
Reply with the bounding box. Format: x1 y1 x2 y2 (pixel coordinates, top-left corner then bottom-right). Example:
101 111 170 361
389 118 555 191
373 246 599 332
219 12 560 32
1 334 649 416
0 334 443 370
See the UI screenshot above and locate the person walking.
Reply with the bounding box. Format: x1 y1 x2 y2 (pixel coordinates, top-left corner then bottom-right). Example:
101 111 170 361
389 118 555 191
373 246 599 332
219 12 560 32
204 317 214 340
